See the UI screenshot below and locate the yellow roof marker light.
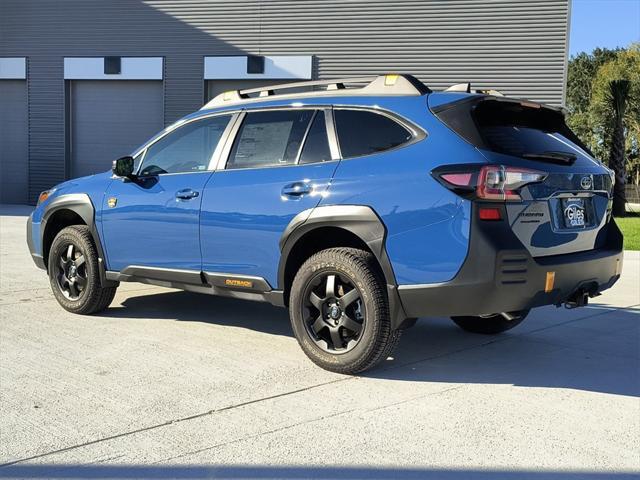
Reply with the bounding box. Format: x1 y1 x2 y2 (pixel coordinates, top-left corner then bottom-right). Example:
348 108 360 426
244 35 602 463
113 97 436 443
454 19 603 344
384 74 399 86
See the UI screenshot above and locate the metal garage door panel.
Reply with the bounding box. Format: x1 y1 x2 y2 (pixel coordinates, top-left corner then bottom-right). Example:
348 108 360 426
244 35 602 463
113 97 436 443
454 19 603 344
0 80 28 204
71 81 163 178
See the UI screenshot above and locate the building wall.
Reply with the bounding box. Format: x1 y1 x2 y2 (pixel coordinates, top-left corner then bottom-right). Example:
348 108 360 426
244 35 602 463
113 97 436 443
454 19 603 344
0 0 570 203
0 80 28 204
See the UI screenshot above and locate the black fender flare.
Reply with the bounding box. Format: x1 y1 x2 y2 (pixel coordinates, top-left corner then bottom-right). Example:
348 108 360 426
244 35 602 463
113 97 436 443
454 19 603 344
41 193 115 287
278 205 410 329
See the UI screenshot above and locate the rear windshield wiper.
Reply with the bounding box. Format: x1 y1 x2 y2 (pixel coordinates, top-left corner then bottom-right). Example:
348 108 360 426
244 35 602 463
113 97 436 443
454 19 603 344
521 151 577 165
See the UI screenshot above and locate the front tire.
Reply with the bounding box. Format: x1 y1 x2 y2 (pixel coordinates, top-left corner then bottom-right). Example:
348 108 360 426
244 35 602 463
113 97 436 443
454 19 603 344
48 226 117 314
289 247 401 374
451 310 529 334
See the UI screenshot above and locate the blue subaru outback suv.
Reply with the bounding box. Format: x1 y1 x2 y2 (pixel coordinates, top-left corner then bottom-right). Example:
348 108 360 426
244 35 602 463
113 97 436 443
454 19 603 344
27 74 623 373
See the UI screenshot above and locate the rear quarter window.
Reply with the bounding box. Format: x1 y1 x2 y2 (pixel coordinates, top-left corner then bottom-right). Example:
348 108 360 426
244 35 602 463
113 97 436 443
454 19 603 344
334 109 413 158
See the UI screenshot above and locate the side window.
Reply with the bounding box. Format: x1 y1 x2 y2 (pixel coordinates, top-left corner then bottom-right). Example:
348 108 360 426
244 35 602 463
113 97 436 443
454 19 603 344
299 111 332 164
227 110 314 169
139 115 231 175
334 110 413 158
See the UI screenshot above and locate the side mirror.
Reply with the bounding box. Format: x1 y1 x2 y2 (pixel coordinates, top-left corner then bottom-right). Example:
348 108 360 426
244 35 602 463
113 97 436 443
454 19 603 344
112 156 135 178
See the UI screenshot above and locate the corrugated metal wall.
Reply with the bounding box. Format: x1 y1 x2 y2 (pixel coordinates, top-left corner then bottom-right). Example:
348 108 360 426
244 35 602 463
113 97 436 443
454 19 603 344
0 0 569 202
0 80 28 204
150 0 570 103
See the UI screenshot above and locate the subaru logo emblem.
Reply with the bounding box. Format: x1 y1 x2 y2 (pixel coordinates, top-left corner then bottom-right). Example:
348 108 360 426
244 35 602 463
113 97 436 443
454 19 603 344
580 175 592 190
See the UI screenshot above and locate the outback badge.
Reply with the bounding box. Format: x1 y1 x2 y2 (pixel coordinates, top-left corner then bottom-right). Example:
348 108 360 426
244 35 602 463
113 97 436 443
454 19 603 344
225 278 253 288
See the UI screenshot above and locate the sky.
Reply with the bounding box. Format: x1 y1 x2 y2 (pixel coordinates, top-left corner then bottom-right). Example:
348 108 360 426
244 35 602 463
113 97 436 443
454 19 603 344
569 0 640 56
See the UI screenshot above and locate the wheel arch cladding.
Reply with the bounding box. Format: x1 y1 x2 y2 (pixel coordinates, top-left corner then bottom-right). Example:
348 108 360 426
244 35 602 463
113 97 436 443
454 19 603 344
41 194 113 286
278 205 409 328
42 194 93 264
43 209 86 264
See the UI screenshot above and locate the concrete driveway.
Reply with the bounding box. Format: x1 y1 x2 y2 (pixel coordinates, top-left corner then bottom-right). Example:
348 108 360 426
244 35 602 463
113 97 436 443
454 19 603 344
1 205 638 479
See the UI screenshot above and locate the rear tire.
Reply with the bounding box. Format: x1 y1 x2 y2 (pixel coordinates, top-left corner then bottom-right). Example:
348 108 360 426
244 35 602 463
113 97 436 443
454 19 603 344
451 310 529 334
48 226 117 314
289 247 401 374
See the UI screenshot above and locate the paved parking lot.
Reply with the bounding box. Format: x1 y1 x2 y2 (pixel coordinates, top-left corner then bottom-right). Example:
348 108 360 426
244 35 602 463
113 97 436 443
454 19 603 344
1 205 638 479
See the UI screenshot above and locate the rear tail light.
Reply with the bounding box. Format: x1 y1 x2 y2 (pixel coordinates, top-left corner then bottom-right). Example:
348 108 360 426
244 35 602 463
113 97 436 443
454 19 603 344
434 164 547 202
440 172 473 187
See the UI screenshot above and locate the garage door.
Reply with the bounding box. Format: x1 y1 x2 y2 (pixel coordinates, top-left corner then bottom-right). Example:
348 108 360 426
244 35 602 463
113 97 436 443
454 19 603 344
70 81 163 178
0 80 28 204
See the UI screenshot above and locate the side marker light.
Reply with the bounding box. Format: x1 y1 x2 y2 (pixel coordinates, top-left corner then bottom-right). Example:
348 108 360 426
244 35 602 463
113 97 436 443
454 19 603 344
545 271 555 293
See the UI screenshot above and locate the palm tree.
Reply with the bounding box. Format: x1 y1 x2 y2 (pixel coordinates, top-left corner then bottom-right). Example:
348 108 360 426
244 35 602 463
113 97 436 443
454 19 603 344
608 79 630 217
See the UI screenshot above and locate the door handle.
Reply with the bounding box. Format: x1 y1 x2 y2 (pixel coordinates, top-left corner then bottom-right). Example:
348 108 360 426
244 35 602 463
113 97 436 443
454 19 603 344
281 182 312 198
175 189 200 200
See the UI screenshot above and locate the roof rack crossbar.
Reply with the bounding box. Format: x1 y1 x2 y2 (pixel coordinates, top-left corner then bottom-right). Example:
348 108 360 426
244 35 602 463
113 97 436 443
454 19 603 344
201 74 431 109
239 76 376 96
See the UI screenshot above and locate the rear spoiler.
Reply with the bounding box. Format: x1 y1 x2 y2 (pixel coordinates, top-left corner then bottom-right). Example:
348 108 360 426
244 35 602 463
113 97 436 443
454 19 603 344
442 83 568 115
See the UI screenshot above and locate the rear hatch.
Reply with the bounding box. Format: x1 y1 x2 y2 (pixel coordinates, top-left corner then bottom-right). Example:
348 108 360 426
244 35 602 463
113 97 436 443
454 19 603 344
431 95 614 257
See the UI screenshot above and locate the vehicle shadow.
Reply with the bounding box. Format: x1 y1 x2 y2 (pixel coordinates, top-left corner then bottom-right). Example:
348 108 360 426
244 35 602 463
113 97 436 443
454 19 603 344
371 304 639 397
0 464 637 479
106 290 639 398
111 289 293 337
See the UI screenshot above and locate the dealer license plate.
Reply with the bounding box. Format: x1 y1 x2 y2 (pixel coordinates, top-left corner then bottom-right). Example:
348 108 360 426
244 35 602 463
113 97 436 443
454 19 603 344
562 198 586 228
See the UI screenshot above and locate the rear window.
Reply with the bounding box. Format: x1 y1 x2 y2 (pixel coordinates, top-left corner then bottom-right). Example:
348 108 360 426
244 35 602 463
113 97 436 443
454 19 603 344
334 109 413 158
435 99 592 164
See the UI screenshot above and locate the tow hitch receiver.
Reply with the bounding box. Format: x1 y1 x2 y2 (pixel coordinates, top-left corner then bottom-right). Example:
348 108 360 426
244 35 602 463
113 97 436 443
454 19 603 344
563 284 599 309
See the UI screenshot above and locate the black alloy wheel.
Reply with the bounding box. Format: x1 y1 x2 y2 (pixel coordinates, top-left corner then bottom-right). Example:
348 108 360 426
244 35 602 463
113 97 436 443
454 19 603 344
302 271 365 353
55 243 88 300
289 247 401 374
48 225 117 314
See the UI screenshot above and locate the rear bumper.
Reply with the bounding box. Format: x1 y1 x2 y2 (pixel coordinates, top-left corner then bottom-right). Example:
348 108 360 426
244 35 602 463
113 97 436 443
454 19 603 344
397 206 623 318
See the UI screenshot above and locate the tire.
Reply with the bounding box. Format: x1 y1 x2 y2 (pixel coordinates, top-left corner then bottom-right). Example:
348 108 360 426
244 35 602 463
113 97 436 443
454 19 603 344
289 247 401 374
47 225 117 315
451 310 530 335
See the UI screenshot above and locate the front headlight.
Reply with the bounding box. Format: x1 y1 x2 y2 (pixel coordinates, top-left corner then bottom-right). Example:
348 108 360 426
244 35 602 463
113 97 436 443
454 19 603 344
37 188 56 206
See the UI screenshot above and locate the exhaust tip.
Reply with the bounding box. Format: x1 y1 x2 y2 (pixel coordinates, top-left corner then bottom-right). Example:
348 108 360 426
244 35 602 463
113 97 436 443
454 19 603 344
500 311 518 321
